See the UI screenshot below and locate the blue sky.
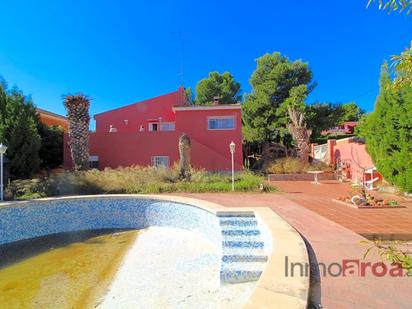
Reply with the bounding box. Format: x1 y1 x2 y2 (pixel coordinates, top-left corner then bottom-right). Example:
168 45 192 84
0 0 410 122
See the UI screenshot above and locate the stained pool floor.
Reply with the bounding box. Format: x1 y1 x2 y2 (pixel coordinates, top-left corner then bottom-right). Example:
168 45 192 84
0 229 138 309
0 227 255 309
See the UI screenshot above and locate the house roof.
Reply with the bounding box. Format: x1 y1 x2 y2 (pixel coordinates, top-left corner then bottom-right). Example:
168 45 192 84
36 108 67 120
94 87 186 118
173 104 241 112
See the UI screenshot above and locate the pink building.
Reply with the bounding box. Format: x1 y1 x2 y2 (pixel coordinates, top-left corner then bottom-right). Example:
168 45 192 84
64 87 243 171
321 121 358 136
312 137 382 188
331 138 381 186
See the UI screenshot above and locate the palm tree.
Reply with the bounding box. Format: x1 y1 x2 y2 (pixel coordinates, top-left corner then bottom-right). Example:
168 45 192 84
367 0 412 14
64 94 90 171
178 133 191 179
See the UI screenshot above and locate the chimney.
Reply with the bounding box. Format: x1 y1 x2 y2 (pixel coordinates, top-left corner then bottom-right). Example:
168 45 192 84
213 96 220 105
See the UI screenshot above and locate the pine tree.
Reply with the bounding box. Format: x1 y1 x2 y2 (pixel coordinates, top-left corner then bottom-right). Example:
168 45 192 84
195 72 241 105
242 52 315 146
242 52 315 167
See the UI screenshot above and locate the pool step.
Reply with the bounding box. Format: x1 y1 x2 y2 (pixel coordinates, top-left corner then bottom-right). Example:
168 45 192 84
223 240 264 249
221 235 261 242
220 270 263 283
222 255 268 263
222 229 260 236
222 246 267 256
220 261 266 283
220 218 258 227
219 214 268 284
217 211 255 217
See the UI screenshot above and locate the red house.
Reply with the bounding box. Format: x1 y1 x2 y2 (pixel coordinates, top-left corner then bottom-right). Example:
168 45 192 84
321 121 358 136
64 87 243 171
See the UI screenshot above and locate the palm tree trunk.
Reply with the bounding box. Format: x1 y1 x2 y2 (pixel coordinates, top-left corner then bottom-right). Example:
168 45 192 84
178 133 191 179
64 94 90 171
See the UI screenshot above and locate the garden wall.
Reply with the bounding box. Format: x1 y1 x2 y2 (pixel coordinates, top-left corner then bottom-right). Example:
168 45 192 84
310 137 382 185
267 172 336 181
332 137 380 184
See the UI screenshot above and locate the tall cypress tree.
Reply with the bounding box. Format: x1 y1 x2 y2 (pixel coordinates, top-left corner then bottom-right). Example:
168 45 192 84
358 62 412 192
37 123 63 170
8 105 41 177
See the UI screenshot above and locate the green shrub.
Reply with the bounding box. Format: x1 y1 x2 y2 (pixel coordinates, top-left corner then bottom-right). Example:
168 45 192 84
266 157 310 174
7 179 48 199
266 157 332 174
363 239 412 276
6 166 275 200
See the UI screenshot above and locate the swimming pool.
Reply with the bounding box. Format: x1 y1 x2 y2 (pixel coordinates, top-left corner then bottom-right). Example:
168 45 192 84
0 195 309 308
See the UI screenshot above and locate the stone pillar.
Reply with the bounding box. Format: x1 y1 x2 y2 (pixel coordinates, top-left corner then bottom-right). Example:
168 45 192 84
327 139 336 166
310 143 317 160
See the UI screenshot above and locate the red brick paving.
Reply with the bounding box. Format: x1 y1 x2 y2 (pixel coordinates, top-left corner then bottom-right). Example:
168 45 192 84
271 180 412 239
176 192 412 308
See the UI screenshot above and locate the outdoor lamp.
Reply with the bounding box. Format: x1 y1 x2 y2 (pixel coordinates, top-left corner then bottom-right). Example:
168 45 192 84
229 141 235 191
230 141 236 154
0 143 6 155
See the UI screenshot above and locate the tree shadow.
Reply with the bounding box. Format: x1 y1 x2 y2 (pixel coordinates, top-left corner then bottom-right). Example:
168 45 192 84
300 234 323 308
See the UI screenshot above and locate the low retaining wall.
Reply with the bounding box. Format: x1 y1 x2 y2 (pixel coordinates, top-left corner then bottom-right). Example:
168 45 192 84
268 172 336 181
0 197 221 248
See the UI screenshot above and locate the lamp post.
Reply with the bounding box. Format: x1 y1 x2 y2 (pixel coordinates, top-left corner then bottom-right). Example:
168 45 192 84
229 141 236 191
0 143 7 201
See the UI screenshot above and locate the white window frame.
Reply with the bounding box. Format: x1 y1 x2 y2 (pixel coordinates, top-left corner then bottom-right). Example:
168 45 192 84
151 156 169 168
160 122 175 131
207 116 236 131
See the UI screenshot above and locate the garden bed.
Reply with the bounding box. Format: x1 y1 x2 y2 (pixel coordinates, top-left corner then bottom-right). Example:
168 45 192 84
5 166 275 200
332 198 406 209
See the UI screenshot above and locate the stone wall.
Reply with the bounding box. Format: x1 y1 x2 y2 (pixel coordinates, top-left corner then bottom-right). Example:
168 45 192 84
267 172 336 181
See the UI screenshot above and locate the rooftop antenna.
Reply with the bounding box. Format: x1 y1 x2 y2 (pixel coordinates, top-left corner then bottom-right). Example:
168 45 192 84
170 31 185 86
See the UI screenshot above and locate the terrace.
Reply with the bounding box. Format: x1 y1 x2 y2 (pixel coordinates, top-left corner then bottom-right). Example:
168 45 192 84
180 183 412 308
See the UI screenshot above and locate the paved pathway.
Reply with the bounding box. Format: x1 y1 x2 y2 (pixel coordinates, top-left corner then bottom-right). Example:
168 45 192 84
271 180 412 240
177 192 412 308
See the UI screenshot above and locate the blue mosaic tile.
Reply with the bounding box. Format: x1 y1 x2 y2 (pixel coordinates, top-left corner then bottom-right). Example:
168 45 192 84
0 198 221 248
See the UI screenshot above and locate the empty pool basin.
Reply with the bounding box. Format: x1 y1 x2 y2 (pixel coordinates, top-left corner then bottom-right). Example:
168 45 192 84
0 195 309 308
